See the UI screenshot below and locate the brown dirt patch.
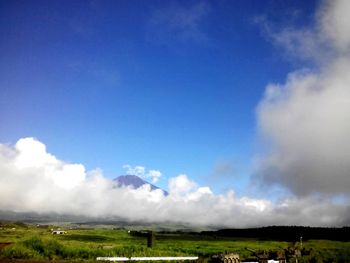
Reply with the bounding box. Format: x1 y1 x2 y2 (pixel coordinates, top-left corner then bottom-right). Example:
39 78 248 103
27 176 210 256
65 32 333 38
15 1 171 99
0 261 46 263
0 243 14 250
0 261 84 263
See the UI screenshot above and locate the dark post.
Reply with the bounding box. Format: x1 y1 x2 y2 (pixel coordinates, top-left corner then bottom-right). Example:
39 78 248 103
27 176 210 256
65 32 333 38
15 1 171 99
147 231 155 248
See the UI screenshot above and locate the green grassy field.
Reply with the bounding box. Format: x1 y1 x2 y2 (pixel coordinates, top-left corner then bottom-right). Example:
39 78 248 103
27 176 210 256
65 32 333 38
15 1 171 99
1 222 350 262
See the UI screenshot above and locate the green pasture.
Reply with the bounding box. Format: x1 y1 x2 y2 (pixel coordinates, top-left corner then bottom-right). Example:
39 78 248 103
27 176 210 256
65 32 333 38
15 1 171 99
0 222 350 262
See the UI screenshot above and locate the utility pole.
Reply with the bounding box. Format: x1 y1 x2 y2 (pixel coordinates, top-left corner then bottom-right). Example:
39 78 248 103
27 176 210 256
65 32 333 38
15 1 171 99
147 231 155 248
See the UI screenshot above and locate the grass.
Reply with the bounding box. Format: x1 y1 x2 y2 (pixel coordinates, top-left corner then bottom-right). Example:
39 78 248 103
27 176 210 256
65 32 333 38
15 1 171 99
1 223 350 262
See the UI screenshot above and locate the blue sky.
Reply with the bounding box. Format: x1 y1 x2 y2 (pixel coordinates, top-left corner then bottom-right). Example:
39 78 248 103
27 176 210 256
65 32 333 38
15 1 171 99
1 0 350 227
0 0 317 194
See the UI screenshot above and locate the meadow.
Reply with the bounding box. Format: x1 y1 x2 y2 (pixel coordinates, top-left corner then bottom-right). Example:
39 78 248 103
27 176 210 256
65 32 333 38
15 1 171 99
0 222 350 262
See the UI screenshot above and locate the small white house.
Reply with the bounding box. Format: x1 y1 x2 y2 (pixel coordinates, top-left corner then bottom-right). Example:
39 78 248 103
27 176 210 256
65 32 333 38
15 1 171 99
52 230 66 235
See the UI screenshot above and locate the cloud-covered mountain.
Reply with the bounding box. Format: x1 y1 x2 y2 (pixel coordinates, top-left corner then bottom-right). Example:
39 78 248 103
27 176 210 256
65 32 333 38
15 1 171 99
113 175 168 195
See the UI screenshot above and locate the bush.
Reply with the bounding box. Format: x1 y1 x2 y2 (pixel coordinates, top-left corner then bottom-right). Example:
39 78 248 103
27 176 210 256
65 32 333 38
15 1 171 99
23 236 45 254
8 236 65 260
0 244 41 259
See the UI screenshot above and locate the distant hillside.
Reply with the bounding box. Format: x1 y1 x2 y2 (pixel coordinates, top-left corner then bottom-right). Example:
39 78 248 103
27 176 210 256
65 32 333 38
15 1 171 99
113 175 168 195
200 226 350 241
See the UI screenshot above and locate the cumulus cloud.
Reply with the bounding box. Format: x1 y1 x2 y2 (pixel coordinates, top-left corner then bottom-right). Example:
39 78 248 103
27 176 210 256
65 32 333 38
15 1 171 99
169 174 197 196
319 0 350 53
257 0 350 64
123 165 146 177
123 165 162 183
255 0 350 197
14 138 86 189
0 137 349 227
148 170 162 183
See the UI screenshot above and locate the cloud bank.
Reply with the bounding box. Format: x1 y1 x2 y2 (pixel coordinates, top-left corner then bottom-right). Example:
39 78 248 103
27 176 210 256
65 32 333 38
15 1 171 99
1 137 349 227
255 0 350 197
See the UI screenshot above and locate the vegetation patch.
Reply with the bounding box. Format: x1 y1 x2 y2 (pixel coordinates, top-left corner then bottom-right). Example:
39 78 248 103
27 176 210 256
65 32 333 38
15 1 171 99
0 223 350 262
59 234 116 242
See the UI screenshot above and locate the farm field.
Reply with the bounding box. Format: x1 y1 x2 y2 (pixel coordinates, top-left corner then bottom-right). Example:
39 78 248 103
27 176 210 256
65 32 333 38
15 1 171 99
0 222 350 263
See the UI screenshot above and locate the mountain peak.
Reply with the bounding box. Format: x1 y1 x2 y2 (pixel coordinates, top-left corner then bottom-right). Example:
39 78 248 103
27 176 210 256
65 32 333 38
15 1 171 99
113 175 168 195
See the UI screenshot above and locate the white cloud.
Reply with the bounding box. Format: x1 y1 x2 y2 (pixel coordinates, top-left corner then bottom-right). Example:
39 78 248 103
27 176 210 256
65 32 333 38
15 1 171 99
123 165 162 184
15 138 56 169
255 0 350 197
319 0 350 52
14 138 85 190
168 174 197 197
240 197 270 212
0 137 349 227
123 165 146 177
258 0 350 64
148 170 161 183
